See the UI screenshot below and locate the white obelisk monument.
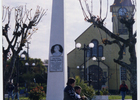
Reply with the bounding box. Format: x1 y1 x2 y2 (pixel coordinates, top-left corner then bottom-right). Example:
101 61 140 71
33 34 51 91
46 0 67 100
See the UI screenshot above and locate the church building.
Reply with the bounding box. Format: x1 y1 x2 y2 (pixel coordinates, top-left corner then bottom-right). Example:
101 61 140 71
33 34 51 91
67 0 135 93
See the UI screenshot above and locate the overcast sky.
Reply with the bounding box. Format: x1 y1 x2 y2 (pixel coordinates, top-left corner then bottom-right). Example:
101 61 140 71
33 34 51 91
2 0 137 61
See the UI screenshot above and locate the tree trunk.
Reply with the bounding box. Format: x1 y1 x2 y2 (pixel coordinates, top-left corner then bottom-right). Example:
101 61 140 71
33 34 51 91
130 65 137 100
131 76 137 100
3 52 17 100
3 81 7 100
132 91 137 100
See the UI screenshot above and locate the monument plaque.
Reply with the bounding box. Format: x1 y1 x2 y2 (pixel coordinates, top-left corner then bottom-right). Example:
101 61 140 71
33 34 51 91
50 56 63 72
50 44 63 72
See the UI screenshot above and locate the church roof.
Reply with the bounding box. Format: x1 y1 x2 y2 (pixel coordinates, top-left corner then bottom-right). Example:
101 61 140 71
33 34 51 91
111 0 133 6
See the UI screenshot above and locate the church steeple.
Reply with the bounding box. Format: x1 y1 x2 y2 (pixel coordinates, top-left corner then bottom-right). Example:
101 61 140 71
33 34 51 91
111 0 133 6
110 0 135 37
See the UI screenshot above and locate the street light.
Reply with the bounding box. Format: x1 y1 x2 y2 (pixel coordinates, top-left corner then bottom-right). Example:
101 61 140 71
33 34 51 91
24 58 36 97
92 56 105 95
77 66 80 69
76 42 94 81
25 62 36 73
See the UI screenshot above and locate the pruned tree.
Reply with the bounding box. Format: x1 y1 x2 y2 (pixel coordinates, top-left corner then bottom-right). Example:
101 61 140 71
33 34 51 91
2 5 46 98
78 0 137 100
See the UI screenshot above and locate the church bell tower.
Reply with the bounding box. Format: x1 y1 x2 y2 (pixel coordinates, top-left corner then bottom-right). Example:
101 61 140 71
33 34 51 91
110 0 135 39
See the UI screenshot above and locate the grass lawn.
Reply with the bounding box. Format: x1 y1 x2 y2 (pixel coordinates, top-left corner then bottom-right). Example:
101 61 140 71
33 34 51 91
109 95 132 99
6 95 132 100
5 97 46 100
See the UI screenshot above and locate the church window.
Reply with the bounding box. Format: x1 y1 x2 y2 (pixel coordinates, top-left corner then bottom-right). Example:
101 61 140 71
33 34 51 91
118 7 128 35
86 40 104 57
98 45 103 57
91 40 98 57
121 67 127 80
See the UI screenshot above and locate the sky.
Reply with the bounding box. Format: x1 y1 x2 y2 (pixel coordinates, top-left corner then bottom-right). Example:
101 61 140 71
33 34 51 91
2 0 137 62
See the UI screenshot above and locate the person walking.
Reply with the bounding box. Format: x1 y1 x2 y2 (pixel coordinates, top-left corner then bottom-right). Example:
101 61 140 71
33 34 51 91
64 77 85 100
7 81 14 100
13 83 19 100
119 81 128 100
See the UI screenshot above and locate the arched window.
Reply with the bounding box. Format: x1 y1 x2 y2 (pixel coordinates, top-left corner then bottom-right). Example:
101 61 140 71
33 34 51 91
86 40 104 57
98 45 103 57
91 40 98 57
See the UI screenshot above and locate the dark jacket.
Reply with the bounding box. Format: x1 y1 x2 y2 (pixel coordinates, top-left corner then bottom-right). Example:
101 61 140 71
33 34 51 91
64 85 81 100
119 84 128 92
7 83 14 92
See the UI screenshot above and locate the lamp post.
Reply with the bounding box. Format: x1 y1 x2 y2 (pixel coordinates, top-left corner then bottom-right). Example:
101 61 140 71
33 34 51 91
76 42 94 81
92 56 105 95
15 51 29 83
88 67 94 86
24 58 35 97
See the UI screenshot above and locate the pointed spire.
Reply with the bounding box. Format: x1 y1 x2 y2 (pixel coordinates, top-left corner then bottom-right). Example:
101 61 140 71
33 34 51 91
111 0 133 6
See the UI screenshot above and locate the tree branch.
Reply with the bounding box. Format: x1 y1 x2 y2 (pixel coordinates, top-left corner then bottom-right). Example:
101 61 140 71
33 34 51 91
88 17 127 43
102 39 125 60
114 59 131 73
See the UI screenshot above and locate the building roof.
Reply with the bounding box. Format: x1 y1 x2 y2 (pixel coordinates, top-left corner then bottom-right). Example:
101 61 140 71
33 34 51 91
111 0 133 6
75 25 93 42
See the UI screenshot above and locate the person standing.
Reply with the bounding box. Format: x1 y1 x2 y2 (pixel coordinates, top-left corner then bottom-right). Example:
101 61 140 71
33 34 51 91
13 83 19 100
119 81 128 100
7 81 14 100
64 77 82 100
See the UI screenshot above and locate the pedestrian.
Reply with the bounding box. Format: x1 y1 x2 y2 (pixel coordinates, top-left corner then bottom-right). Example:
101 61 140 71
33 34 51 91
74 86 88 100
119 81 128 100
64 77 82 100
13 83 19 100
7 81 14 100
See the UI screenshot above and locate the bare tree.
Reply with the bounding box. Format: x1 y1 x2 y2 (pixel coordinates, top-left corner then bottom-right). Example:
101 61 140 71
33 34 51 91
2 5 46 98
78 0 137 100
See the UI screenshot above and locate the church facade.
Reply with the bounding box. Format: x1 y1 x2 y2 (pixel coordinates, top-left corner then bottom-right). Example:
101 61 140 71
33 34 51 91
67 0 135 93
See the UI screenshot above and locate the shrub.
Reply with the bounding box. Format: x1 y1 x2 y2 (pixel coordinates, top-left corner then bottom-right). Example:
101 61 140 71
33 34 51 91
19 87 26 94
100 87 109 95
95 87 109 95
28 85 45 100
19 87 26 91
